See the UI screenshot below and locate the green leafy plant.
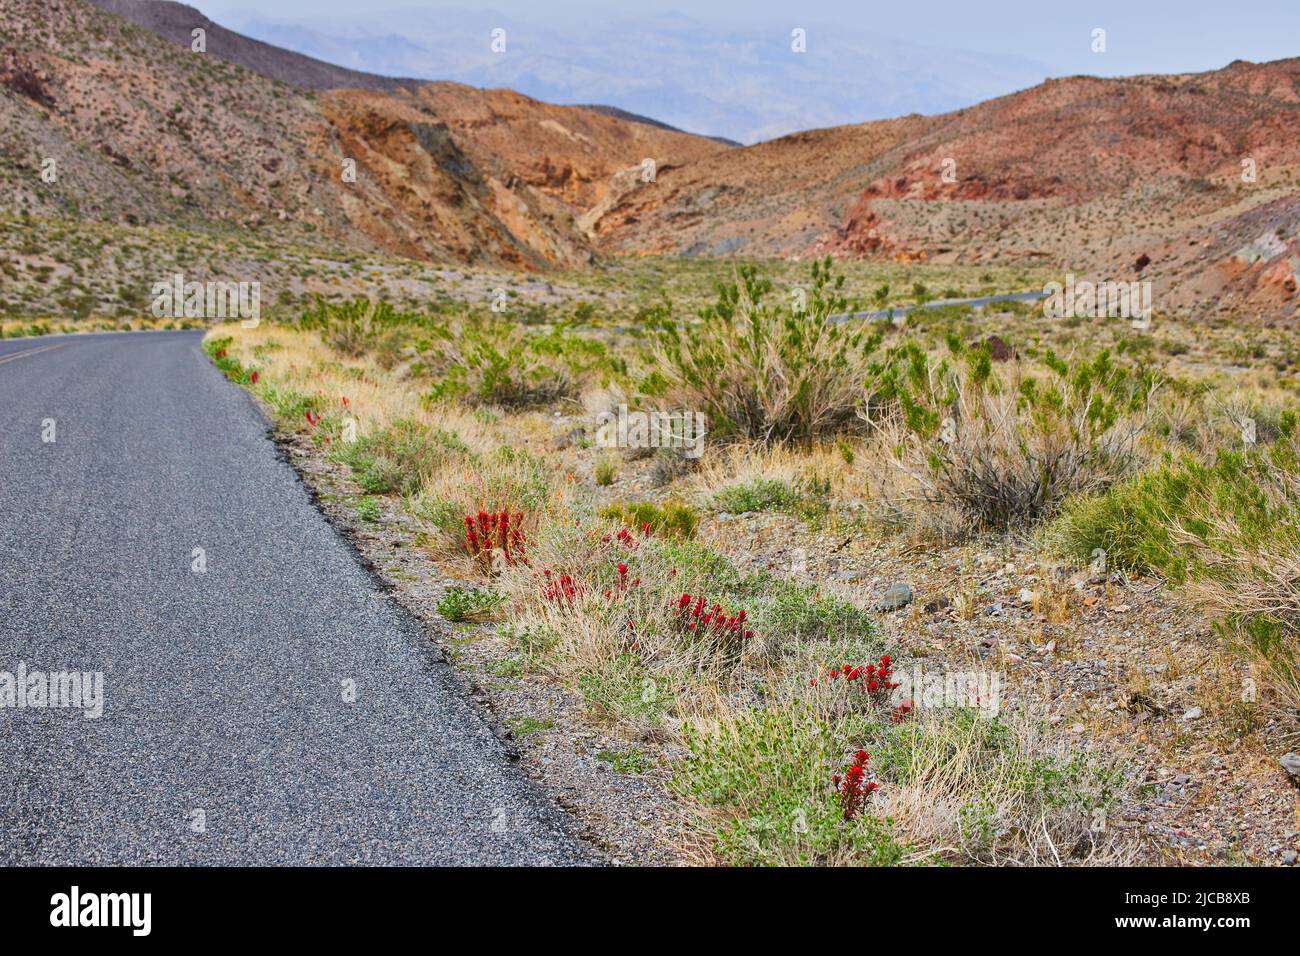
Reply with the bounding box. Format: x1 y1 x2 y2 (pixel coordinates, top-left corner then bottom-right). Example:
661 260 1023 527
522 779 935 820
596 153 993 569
436 586 506 622
598 499 700 539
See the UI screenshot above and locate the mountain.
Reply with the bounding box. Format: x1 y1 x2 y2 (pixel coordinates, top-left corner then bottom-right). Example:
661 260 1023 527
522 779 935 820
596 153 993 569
1 0 727 269
5 0 1298 317
86 0 420 91
590 59 1300 316
218 8 1054 146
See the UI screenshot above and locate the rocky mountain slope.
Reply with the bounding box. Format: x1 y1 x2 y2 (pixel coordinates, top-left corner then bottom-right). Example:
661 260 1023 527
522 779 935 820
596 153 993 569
4 0 1297 316
593 59 1300 317
1 0 726 269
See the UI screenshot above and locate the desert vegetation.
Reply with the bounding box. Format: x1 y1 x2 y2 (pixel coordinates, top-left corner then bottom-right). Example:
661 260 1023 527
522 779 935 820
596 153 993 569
198 253 1300 866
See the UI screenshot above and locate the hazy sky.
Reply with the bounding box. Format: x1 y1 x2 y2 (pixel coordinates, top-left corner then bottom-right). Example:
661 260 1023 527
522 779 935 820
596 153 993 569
201 0 1300 77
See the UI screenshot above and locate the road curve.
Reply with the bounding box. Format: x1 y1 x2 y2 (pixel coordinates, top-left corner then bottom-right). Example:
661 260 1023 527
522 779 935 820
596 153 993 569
0 330 590 865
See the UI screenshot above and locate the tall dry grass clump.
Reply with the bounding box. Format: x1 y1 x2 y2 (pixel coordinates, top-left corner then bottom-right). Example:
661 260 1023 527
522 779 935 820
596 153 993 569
872 339 1160 533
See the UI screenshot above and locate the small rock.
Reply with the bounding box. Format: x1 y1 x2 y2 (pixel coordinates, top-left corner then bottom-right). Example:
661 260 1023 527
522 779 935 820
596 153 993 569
834 568 863 583
1281 752 1300 780
1283 850 1298 865
875 582 914 611
1182 706 1203 721
923 595 951 614
1018 588 1038 605
552 426 585 450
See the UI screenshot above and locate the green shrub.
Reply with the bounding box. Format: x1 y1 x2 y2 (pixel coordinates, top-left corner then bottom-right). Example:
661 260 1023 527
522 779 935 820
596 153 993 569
424 314 616 408
1046 417 1300 729
436 586 504 622
337 420 469 496
577 654 666 724
302 296 411 358
594 455 618 486
651 258 883 444
675 705 907 866
599 499 700 539
1047 421 1300 584
715 477 799 513
878 340 1159 530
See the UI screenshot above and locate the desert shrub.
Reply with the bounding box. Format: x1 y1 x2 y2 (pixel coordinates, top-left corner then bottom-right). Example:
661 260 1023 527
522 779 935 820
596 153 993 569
336 420 469 496
650 258 883 444
598 499 700 539
594 455 618 486
577 654 668 723
872 709 1130 865
423 314 615 409
302 296 411 358
675 704 907 866
876 340 1159 531
714 477 798 513
677 701 1130 866
497 525 875 692
712 474 830 516
1044 466 1188 579
650 444 698 485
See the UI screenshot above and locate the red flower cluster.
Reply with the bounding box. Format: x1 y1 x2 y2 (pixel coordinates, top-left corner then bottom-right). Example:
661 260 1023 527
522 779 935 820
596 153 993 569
594 526 641 550
541 569 579 604
603 561 642 601
673 593 754 643
464 510 527 568
832 750 878 820
304 409 321 428
824 655 898 704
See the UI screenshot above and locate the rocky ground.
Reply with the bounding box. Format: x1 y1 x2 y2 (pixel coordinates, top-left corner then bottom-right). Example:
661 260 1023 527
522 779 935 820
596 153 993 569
698 511 1300 865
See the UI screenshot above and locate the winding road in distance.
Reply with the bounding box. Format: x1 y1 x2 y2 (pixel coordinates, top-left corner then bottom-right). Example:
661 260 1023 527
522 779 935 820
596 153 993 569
0 330 589 865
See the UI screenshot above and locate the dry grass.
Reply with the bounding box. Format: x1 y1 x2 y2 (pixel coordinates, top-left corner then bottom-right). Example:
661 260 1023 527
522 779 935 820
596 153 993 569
878 708 1137 866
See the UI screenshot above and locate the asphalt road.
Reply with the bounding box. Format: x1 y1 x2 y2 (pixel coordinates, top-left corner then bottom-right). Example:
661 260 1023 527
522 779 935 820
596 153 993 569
0 331 590 865
829 289 1048 323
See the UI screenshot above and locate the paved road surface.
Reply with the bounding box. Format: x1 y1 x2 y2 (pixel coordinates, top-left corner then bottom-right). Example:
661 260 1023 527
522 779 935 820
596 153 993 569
830 289 1048 323
0 331 590 865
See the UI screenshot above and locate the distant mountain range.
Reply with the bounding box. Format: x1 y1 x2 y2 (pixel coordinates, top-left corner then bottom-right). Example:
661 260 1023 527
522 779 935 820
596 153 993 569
4 0 1298 317
216 7 1054 145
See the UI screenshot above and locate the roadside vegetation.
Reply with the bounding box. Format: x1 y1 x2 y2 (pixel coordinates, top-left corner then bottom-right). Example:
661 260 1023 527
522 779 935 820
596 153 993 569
204 255 1300 865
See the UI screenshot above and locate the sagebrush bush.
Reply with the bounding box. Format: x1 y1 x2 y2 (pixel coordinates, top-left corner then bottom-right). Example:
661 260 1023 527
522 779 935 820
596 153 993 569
336 419 470 495
650 258 882 444
875 340 1159 531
